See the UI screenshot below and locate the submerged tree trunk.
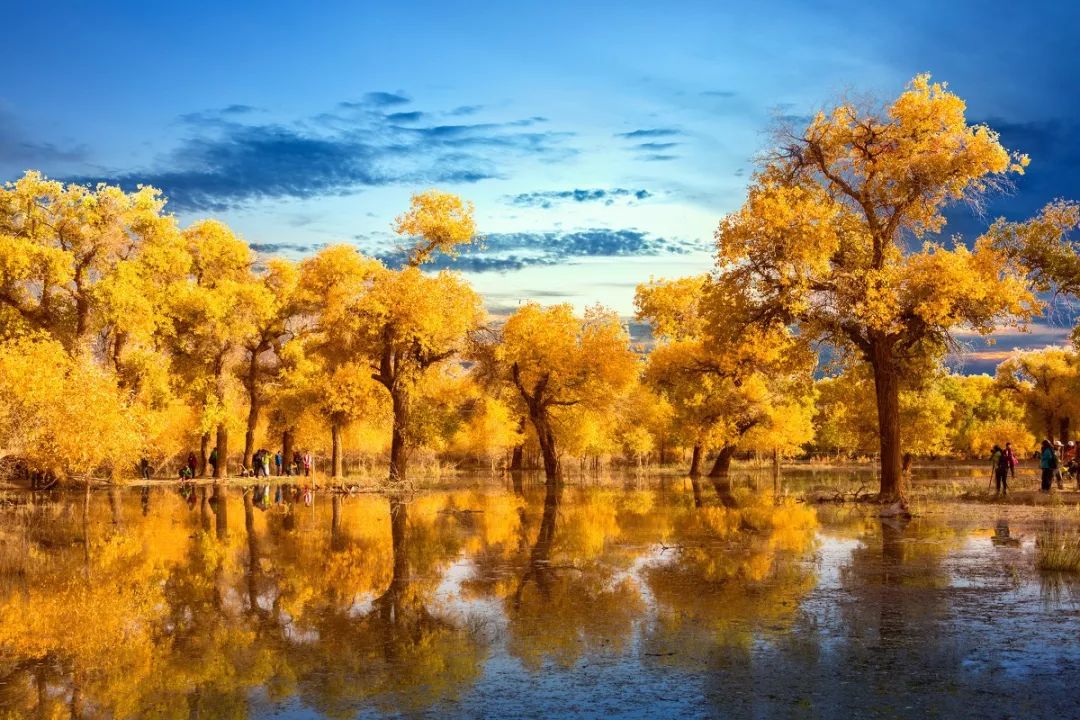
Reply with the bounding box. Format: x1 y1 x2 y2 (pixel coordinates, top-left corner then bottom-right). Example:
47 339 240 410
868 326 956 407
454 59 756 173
388 388 410 484
708 445 736 477
688 444 703 477
331 420 344 480
870 339 904 504
282 429 294 475
214 424 229 479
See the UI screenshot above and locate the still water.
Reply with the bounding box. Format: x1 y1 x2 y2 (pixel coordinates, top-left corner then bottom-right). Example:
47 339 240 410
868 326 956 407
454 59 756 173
0 472 1077 719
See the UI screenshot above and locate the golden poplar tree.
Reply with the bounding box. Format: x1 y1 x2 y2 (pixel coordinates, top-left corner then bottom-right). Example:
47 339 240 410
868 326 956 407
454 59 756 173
712 74 1072 502
496 303 638 485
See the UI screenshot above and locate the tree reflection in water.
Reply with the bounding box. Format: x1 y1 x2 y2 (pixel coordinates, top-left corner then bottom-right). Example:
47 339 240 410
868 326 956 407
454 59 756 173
643 481 819 658
1 478 1072 718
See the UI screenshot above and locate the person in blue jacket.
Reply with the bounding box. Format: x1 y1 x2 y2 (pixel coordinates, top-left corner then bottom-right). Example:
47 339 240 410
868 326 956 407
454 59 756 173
1039 439 1058 493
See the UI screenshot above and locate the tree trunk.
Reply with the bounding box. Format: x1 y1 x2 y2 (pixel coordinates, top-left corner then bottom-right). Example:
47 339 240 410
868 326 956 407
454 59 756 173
529 405 561 487
510 416 526 471
1060 416 1070 445
389 388 409 484
199 433 210 478
870 340 904 503
708 445 736 477
74 285 90 344
111 331 127 375
331 420 344 480
243 356 260 470
214 424 228 479
688 444 703 477
282 429 294 476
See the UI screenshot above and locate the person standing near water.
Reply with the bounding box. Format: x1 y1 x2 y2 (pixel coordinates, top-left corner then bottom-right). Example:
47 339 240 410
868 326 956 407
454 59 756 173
274 451 282 476
1054 440 1066 489
990 445 1003 490
1003 442 1018 483
209 447 219 477
1039 439 1057 492
992 445 1010 495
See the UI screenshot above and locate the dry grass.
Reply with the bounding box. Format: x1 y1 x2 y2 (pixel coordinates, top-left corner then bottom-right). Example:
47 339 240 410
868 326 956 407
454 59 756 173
1036 530 1080 573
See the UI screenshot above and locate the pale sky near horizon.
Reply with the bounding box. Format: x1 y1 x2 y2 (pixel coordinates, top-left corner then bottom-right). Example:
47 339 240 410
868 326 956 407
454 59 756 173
3 1 1079 371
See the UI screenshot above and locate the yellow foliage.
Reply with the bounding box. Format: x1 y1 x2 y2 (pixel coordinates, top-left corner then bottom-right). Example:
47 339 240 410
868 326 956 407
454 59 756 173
996 347 1080 441
0 337 142 478
393 189 477 267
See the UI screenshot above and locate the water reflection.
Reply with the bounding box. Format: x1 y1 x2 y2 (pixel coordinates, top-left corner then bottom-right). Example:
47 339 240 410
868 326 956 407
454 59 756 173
0 475 1076 718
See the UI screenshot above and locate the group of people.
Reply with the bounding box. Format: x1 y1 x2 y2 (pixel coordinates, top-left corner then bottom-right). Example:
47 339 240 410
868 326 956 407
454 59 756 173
251 449 313 478
990 440 1080 495
177 449 314 479
1038 439 1080 493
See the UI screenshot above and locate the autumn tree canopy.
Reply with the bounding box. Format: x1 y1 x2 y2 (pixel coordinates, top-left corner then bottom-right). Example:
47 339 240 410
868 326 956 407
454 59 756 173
711 74 1075 502
495 303 638 485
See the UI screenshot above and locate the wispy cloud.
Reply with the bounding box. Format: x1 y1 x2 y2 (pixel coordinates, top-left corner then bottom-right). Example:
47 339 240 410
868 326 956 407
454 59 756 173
615 128 682 139
249 242 318 254
450 105 484 116
386 111 424 123
67 97 577 211
342 91 411 108
221 104 259 115
614 129 683 162
505 187 652 209
370 227 700 272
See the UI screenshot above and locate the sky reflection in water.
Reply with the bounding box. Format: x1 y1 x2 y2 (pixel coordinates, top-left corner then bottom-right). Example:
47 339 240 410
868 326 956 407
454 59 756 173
0 473 1077 719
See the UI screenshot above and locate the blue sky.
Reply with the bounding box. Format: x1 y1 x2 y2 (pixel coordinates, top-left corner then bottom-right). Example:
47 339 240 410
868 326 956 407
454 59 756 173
3 0 1078 369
